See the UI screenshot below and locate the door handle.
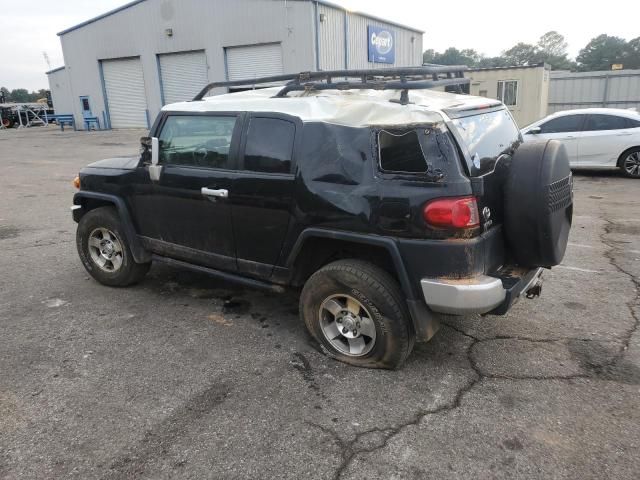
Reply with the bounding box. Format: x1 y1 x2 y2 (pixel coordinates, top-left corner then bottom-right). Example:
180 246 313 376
201 187 228 198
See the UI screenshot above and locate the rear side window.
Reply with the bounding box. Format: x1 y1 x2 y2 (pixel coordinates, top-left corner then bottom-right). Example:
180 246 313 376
158 115 237 168
451 108 520 176
539 115 583 133
584 114 633 131
243 117 295 174
628 117 640 128
378 130 427 173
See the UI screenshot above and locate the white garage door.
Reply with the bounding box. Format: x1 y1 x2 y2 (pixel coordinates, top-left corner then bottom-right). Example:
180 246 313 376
102 57 148 128
159 50 208 105
226 43 284 81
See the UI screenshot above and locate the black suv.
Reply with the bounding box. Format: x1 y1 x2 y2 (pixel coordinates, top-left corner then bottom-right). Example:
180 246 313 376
72 67 573 369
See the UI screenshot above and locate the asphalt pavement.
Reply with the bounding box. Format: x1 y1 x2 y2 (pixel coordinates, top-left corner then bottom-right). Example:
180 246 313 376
1 127 638 479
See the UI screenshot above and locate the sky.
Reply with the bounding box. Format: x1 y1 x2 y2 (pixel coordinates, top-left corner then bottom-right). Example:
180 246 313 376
1 0 638 91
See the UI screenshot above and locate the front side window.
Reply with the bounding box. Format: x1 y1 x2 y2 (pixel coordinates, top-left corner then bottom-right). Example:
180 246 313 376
584 114 632 131
243 117 295 174
539 115 584 134
158 115 237 168
497 80 518 106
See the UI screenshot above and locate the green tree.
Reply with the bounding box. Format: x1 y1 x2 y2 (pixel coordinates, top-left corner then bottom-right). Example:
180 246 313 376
536 31 576 70
623 37 640 69
577 34 627 71
538 31 568 57
0 86 9 102
430 47 483 66
502 42 541 66
9 89 31 103
422 48 436 64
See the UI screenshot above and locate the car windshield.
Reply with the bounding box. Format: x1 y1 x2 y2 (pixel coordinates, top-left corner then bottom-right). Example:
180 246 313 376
451 108 521 176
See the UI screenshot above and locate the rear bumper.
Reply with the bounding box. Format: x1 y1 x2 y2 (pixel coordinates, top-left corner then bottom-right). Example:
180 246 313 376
420 267 544 315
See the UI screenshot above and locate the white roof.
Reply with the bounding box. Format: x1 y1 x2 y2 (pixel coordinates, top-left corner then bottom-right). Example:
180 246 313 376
161 87 496 128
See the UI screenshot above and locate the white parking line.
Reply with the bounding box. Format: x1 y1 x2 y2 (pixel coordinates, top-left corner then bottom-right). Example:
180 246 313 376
568 243 596 249
556 265 600 274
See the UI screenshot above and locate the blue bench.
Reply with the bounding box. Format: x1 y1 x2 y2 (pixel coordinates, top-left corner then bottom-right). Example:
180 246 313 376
50 114 76 131
83 116 101 131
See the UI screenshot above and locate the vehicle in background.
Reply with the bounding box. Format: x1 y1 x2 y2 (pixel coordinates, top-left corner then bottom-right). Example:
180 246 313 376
521 108 640 178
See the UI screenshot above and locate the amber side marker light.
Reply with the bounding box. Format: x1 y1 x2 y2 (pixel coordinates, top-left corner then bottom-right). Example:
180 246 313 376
73 176 80 189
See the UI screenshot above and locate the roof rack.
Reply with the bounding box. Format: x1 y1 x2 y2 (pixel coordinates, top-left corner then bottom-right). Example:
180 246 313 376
193 65 470 105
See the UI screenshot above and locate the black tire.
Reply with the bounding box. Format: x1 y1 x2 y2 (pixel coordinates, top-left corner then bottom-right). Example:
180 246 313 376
300 259 414 369
76 206 150 287
618 147 640 178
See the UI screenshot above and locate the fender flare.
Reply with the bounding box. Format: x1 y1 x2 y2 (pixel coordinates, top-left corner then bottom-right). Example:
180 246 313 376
72 191 151 263
286 228 417 299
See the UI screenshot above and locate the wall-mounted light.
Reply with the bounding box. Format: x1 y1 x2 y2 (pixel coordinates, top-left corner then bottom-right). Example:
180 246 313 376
165 28 173 37
410 36 415 43
319 13 326 22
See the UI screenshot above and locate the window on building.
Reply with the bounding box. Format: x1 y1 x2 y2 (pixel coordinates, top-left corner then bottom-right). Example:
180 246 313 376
243 117 295 174
497 80 518 106
479 90 488 97
158 115 237 169
584 114 634 131
378 130 428 173
538 115 584 134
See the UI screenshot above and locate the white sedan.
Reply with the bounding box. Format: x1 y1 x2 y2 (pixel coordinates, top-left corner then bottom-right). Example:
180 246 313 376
521 108 640 178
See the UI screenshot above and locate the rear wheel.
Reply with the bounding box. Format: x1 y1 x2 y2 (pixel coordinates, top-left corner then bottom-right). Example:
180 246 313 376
619 148 640 178
76 207 150 286
300 259 414 369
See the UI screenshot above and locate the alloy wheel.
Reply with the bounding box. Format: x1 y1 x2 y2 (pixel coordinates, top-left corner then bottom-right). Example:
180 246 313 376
88 228 124 272
319 294 377 357
623 152 640 177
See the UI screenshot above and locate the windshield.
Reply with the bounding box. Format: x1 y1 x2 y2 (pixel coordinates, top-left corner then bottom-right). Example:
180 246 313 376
450 108 521 176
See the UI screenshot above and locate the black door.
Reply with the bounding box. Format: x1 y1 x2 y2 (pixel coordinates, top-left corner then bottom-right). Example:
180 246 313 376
232 114 299 278
139 112 243 271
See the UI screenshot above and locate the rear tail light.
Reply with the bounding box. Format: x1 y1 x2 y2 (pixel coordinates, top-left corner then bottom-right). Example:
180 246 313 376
423 196 480 229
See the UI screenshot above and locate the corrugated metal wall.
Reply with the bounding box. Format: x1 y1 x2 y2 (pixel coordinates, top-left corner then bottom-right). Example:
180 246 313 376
316 3 423 70
549 70 640 113
345 13 422 69
47 68 74 115
59 0 316 128
57 0 424 128
317 3 345 70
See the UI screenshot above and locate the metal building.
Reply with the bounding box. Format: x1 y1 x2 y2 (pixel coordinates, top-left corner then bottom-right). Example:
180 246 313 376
548 69 640 114
47 0 423 129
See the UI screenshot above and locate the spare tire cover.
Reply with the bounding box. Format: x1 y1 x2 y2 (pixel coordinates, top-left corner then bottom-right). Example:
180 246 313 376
504 140 573 268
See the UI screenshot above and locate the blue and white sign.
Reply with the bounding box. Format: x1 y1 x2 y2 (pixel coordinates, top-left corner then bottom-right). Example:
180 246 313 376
368 26 395 64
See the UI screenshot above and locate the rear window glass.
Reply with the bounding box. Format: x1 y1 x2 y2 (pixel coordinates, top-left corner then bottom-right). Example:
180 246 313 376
584 114 632 131
451 109 520 176
378 130 428 173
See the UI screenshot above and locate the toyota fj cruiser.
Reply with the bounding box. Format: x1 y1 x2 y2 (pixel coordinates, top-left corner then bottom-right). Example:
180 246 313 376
71 67 573 369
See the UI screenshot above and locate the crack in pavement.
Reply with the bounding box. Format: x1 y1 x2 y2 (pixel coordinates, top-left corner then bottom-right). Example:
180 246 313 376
311 217 640 479
601 219 640 364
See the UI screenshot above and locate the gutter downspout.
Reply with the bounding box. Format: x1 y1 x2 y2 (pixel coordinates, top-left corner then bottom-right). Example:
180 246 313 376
314 1 320 71
344 9 349 69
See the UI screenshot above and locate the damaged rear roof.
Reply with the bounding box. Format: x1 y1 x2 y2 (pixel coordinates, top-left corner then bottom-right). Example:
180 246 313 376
162 88 500 128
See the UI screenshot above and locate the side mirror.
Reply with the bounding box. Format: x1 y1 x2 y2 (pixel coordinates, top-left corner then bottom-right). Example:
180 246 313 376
140 136 152 164
148 137 162 181
527 126 542 134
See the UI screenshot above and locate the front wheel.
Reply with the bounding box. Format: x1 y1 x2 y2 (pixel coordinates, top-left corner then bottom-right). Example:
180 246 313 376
300 260 414 369
619 148 640 178
76 206 150 286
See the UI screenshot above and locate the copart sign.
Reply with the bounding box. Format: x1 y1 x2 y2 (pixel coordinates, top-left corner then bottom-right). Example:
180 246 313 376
368 26 395 64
